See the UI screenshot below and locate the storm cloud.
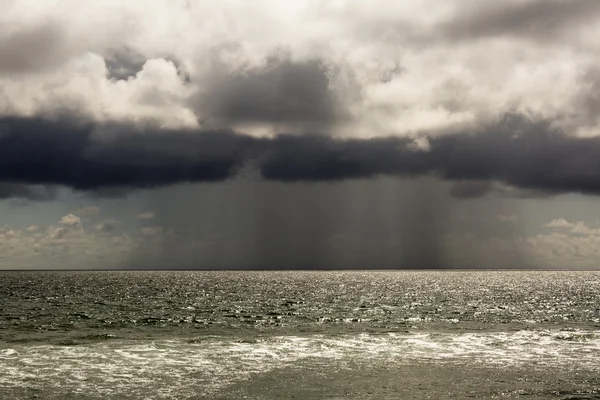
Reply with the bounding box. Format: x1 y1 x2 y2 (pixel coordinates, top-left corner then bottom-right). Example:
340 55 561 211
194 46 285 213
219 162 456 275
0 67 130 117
2 114 600 198
192 58 342 131
4 0 600 269
0 117 257 190
260 114 600 197
0 183 56 201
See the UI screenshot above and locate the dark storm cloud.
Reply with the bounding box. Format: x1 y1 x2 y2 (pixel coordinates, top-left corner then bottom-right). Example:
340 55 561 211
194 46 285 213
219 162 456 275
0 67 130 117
261 113 600 197
192 58 340 130
0 117 258 191
443 0 600 41
5 113 600 198
259 135 430 181
0 183 56 201
430 114 600 195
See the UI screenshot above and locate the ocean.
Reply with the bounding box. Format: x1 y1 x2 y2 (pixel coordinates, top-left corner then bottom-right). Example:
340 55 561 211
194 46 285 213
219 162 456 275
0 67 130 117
1 270 599 399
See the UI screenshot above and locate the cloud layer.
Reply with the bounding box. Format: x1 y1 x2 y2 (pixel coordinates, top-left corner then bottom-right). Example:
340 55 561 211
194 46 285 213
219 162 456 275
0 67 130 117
2 0 600 137
3 114 600 198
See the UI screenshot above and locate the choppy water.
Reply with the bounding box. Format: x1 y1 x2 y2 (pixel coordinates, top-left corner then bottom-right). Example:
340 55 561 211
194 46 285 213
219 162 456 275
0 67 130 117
1 270 599 399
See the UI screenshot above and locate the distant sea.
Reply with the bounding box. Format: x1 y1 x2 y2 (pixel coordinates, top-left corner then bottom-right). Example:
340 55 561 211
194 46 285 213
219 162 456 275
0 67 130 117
1 270 599 399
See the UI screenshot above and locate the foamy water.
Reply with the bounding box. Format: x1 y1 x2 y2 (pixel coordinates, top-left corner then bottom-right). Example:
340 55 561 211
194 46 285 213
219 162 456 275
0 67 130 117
1 330 599 399
1 271 599 399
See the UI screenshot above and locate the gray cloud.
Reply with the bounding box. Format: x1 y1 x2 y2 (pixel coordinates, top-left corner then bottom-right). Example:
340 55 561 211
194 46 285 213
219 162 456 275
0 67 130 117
192 57 342 131
103 48 147 81
449 181 494 199
442 0 600 42
0 22 72 74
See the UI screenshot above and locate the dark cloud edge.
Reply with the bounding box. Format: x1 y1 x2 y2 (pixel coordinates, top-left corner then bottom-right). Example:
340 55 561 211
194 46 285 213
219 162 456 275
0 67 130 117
0 113 598 199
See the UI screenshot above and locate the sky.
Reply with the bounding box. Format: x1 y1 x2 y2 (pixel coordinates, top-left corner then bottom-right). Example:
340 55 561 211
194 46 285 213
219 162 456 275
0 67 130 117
2 0 600 269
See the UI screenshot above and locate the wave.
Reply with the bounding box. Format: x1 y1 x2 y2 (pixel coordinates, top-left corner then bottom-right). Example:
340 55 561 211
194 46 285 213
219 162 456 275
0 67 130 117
1 329 599 398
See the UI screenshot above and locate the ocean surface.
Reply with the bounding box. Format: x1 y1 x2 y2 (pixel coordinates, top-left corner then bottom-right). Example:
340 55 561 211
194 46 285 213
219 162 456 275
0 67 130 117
1 270 599 399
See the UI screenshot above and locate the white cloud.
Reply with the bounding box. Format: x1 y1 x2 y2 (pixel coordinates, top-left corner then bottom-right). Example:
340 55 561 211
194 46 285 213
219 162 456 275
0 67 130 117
58 213 83 231
0 226 19 239
59 213 81 226
544 218 600 236
544 218 573 229
0 214 168 269
2 1 600 136
50 213 84 239
526 232 600 268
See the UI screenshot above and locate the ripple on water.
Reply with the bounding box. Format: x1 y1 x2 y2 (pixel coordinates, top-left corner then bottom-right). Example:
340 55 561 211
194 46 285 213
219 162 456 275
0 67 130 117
2 270 600 341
